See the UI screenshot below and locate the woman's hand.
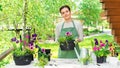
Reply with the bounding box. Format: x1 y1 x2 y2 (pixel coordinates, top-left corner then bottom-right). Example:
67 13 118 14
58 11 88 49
75 38 81 42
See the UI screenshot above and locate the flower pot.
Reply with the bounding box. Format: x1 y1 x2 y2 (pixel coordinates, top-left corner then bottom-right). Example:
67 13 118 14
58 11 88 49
103 56 106 63
45 49 51 61
28 54 34 61
13 54 32 65
60 40 75 50
97 56 104 63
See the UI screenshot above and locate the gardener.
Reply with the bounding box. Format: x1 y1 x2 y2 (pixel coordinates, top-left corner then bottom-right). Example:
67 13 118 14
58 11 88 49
55 5 83 58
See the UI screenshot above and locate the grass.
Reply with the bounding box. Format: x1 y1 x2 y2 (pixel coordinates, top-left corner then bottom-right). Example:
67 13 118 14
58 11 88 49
38 34 114 58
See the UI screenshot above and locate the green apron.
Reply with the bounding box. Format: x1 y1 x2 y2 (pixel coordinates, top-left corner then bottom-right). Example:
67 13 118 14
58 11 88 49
58 21 80 58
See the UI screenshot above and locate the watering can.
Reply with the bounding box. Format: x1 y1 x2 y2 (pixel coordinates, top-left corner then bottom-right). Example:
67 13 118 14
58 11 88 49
74 47 89 61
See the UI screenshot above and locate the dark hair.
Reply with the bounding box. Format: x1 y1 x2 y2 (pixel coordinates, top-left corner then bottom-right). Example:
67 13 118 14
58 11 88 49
59 5 71 13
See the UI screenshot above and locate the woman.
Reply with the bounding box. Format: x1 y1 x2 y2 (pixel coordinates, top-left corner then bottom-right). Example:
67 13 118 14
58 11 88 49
55 5 83 58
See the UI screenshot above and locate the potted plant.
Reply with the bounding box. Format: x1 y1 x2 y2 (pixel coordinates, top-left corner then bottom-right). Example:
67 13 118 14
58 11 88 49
58 32 76 50
35 46 50 68
92 38 110 63
37 46 51 61
11 33 37 65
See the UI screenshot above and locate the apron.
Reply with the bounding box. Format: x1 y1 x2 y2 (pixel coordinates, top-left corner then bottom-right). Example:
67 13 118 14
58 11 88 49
58 21 80 58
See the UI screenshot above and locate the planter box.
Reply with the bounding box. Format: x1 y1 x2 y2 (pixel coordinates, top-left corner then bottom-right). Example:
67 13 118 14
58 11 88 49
13 54 33 65
60 40 75 50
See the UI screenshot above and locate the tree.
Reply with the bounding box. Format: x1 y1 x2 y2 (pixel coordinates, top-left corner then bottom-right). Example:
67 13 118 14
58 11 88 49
0 5 2 11
0 0 76 40
78 0 102 27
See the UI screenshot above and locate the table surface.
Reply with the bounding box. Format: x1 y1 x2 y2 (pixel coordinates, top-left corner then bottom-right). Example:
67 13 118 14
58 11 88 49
5 57 120 68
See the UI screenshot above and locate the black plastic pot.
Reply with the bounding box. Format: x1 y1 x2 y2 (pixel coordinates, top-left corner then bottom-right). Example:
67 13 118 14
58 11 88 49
60 40 75 50
97 56 104 63
13 54 32 65
45 49 51 61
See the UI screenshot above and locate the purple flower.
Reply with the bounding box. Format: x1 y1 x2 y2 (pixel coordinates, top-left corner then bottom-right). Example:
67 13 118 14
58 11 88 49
105 40 108 43
65 32 72 36
11 37 16 42
35 45 39 48
29 41 33 46
94 38 98 45
32 37 36 40
16 40 19 43
32 33 37 37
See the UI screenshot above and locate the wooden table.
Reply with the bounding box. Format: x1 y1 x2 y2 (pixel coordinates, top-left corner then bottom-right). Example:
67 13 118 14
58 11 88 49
5 57 120 68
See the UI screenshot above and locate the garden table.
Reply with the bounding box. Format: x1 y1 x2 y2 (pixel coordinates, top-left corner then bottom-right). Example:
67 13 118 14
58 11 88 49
5 57 120 68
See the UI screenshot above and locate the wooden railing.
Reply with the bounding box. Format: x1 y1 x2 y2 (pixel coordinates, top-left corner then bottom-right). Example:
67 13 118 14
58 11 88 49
0 47 14 61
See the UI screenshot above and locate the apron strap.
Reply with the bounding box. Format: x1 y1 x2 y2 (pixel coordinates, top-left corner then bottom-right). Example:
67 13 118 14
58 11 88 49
72 21 78 36
59 20 79 38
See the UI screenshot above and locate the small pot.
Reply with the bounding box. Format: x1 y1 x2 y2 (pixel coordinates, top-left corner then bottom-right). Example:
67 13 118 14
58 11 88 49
38 49 51 61
60 40 75 50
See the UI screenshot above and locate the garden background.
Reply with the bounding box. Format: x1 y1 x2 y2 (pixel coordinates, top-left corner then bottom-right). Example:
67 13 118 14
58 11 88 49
0 0 113 67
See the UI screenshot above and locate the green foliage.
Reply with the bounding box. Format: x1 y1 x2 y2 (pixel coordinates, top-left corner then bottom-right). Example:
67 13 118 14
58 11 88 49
13 47 35 57
0 59 9 68
0 5 2 11
80 55 91 65
13 49 26 57
58 37 66 43
79 34 113 48
0 0 76 40
78 0 102 27
35 55 48 68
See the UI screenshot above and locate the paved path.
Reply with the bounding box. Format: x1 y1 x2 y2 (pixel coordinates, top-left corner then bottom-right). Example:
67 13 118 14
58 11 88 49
84 29 112 38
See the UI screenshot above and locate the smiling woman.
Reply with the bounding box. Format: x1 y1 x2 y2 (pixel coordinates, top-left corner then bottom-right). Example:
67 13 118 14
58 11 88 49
55 5 84 58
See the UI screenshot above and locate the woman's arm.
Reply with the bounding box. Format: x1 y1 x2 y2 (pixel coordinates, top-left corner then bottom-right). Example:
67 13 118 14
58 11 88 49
55 23 61 42
76 21 84 42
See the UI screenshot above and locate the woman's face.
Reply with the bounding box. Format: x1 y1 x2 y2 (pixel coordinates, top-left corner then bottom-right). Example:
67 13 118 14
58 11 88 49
60 7 71 20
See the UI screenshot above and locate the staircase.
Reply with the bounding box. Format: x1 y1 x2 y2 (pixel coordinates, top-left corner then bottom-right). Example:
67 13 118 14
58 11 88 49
100 0 120 45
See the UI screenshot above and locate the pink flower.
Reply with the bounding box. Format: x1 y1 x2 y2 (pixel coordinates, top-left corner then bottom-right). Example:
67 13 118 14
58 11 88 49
24 41 27 45
65 32 72 36
100 40 105 47
100 43 105 47
26 35 30 39
100 40 102 43
93 46 100 51
30 46 34 50
42 48 45 53
20 40 22 43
